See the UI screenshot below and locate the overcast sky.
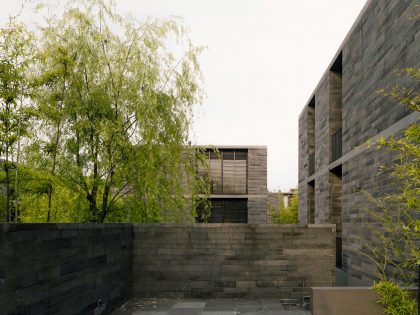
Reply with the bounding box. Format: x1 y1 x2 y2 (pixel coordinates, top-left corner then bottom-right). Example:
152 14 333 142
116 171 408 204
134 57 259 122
1 0 368 192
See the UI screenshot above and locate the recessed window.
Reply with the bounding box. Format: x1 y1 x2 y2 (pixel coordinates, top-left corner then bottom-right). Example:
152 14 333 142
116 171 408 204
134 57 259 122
196 198 247 223
202 149 248 195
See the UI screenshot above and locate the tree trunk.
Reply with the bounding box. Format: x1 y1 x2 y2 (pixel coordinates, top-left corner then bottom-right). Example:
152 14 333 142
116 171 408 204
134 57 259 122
47 188 52 223
5 161 10 222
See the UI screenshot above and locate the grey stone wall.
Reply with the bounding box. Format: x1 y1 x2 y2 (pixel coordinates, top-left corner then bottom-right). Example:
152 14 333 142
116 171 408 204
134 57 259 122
0 223 336 311
314 79 330 171
298 181 308 224
247 148 267 223
298 0 420 284
315 172 329 225
132 224 336 299
247 198 267 224
0 223 133 315
342 0 417 155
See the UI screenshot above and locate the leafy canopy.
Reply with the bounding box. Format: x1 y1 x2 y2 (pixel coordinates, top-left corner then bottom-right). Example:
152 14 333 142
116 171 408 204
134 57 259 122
0 0 209 223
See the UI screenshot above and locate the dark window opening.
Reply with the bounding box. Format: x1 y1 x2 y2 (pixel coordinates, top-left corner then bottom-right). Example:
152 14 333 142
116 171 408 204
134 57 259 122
330 52 342 73
308 95 316 177
329 51 343 162
330 164 342 177
336 237 343 269
222 150 235 160
196 199 247 223
329 164 343 269
331 128 342 162
308 95 315 108
307 180 315 224
309 152 315 176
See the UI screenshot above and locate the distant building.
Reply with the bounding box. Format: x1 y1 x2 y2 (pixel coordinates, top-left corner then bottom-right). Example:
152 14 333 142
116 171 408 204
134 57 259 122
298 0 419 285
196 146 267 224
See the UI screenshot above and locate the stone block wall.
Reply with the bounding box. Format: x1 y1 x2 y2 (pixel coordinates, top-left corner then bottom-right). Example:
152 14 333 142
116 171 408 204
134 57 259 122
341 0 417 155
132 224 336 299
1 223 337 312
0 223 133 315
247 148 267 196
297 0 420 284
247 148 268 223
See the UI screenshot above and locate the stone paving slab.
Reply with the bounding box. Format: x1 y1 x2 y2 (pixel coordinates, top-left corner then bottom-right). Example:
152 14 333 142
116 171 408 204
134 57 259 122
112 298 311 315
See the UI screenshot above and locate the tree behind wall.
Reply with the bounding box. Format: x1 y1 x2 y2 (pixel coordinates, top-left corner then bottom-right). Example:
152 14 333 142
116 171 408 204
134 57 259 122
1 0 208 223
0 20 35 222
268 191 298 224
34 0 205 222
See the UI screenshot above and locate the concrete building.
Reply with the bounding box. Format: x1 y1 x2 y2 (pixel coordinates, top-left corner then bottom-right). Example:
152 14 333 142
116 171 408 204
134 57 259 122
196 146 267 224
298 0 419 285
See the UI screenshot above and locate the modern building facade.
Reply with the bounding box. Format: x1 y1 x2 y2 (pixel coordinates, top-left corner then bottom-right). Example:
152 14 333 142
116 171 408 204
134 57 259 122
298 0 419 285
196 146 267 224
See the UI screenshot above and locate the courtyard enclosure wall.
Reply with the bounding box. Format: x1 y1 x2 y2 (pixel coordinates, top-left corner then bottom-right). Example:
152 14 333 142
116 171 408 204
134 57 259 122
0 224 132 315
132 224 336 299
0 223 335 314
298 0 420 284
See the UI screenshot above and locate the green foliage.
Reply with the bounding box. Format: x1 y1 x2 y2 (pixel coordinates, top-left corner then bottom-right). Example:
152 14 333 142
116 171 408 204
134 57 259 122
0 0 208 223
364 67 419 314
268 191 298 224
0 19 36 222
373 281 418 315
364 67 420 283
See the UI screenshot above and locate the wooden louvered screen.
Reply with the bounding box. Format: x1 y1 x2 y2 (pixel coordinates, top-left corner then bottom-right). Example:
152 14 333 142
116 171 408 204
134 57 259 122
222 150 247 194
199 149 248 195
209 155 223 194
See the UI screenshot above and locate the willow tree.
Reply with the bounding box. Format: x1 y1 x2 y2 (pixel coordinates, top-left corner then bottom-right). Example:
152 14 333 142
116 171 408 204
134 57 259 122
0 20 35 222
33 0 206 222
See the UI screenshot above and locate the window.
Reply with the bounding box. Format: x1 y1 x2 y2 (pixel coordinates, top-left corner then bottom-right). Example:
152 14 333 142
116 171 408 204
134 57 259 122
196 198 247 223
308 96 315 176
330 52 343 162
202 149 248 195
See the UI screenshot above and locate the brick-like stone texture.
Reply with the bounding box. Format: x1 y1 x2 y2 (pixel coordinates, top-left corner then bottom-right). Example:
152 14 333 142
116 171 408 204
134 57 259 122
298 0 420 284
342 0 418 155
247 148 267 196
0 223 133 315
247 198 267 224
132 224 335 299
247 148 267 223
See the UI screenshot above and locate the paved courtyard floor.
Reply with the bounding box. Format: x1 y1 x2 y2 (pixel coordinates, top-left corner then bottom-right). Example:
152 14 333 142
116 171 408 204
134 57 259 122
112 298 311 315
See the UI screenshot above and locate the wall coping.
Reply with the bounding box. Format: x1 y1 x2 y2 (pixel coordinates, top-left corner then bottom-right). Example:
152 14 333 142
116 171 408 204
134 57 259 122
0 223 336 229
313 286 418 290
133 223 336 229
0 223 134 232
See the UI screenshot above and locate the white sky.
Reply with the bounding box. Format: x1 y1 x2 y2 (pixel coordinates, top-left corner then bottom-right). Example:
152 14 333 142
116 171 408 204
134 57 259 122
1 0 368 192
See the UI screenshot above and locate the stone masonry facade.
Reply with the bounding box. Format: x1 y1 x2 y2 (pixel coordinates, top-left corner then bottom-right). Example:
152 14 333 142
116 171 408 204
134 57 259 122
298 0 420 285
132 224 335 300
247 147 268 223
1 223 335 314
0 224 132 315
